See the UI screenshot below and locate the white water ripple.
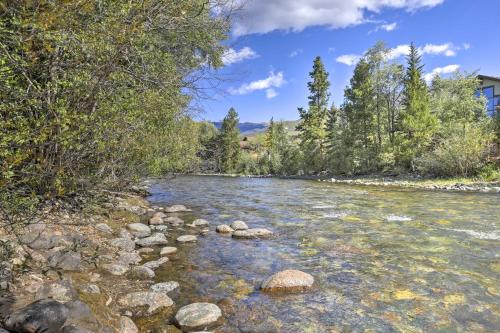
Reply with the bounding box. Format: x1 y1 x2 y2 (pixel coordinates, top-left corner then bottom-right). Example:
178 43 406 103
451 229 500 240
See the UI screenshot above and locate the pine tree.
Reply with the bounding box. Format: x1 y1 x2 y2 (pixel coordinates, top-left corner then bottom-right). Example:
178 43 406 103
399 43 438 170
218 107 241 173
296 56 331 173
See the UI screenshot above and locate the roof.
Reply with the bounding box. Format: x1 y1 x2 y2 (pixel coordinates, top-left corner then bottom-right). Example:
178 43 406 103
478 74 500 82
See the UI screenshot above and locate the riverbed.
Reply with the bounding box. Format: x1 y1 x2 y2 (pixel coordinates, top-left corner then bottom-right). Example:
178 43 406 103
147 175 500 332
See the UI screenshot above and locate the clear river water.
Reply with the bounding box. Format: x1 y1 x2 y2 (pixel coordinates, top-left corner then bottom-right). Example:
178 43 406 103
146 175 499 332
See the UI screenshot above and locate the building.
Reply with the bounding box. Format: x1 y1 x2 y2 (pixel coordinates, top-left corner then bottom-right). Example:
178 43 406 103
478 75 500 117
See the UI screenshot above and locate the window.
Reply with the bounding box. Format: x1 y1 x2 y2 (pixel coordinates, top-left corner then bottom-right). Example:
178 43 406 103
477 86 497 117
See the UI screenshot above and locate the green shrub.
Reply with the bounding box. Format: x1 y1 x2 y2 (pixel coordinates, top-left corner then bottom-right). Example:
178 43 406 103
417 123 492 177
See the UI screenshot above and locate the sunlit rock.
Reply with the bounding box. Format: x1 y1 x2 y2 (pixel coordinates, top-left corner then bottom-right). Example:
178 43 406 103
261 269 314 292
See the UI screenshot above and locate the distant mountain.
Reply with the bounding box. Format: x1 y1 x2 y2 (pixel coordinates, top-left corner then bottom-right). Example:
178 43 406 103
212 120 301 136
213 121 268 135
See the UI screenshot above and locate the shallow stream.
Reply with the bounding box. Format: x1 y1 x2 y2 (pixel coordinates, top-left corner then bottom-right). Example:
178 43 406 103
147 176 499 332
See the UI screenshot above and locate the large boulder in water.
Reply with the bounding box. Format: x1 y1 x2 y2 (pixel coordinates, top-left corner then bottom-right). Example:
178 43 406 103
230 221 248 231
261 269 314 292
165 205 191 213
175 303 222 331
232 228 273 239
216 225 234 234
4 299 69 333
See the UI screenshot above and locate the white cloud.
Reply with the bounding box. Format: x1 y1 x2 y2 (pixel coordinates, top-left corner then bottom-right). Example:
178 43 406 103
421 43 456 56
266 88 278 99
463 43 471 50
387 44 411 59
289 49 303 57
229 71 286 95
336 54 361 66
380 22 398 31
222 47 258 65
229 0 444 36
424 64 460 83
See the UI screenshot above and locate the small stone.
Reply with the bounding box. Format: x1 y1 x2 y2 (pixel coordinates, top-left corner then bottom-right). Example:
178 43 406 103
175 303 222 331
151 225 168 232
117 252 142 265
110 238 136 252
261 269 314 292
191 219 209 227
118 229 132 239
160 247 178 256
137 247 155 254
216 225 234 233
165 205 191 213
135 233 168 247
230 221 248 230
95 223 113 234
47 250 82 271
149 214 164 225
118 292 174 315
142 257 169 270
176 235 197 243
119 316 138 333
4 299 69 333
102 263 130 276
130 266 155 279
232 228 273 239
126 223 151 238
79 283 100 294
150 281 179 294
35 279 78 302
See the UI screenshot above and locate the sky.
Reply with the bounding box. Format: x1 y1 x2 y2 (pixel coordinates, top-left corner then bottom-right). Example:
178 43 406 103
199 0 500 123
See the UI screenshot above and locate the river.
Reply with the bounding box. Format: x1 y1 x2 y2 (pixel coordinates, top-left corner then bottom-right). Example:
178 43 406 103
146 175 499 332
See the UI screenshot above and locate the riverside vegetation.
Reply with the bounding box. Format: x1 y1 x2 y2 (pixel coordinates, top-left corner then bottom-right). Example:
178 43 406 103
1 1 500 332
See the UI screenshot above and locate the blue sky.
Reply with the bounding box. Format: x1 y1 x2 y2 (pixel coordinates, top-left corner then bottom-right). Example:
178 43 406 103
200 0 500 123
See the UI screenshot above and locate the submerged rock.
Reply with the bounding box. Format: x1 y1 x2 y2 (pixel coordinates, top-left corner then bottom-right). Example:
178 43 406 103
142 257 169 270
177 235 197 243
4 299 69 333
175 303 222 331
232 228 273 239
119 316 138 333
230 221 248 231
62 325 95 333
165 216 184 226
191 219 209 227
150 281 179 294
126 223 151 238
216 225 234 233
160 246 178 255
149 212 166 225
165 205 191 213
136 233 168 247
261 269 314 292
118 291 174 315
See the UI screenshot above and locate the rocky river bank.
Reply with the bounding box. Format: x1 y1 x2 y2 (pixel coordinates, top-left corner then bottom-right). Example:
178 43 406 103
0 187 311 332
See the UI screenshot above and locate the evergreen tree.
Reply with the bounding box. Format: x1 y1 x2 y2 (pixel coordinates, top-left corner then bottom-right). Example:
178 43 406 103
399 43 438 170
342 59 376 172
296 56 331 173
218 108 241 173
